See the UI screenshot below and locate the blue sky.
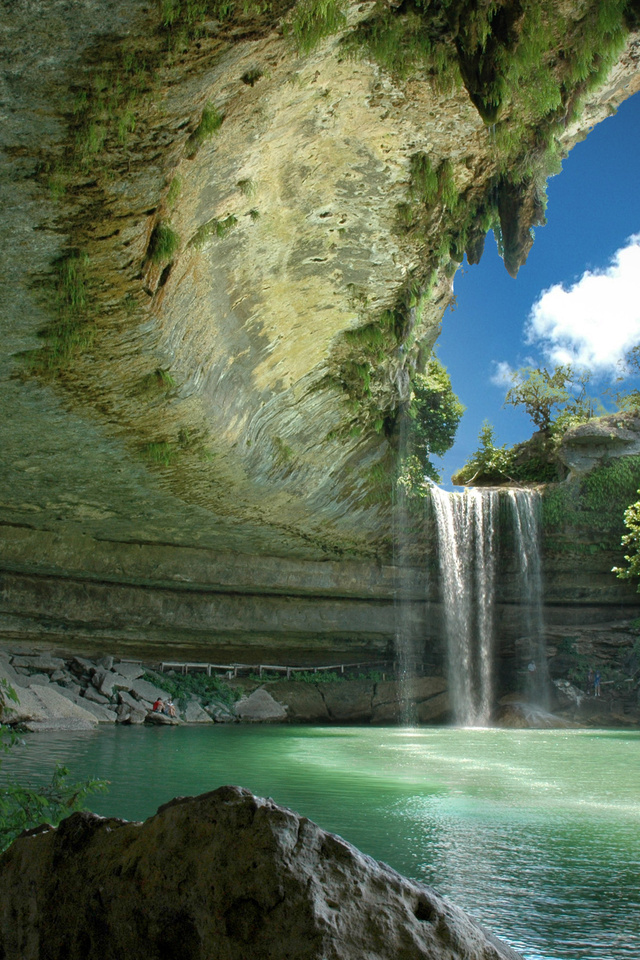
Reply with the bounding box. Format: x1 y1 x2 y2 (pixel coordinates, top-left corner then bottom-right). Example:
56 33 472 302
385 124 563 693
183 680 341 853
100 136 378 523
435 91 640 488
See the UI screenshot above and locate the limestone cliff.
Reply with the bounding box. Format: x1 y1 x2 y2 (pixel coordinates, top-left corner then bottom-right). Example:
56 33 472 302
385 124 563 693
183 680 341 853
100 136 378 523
2 0 640 659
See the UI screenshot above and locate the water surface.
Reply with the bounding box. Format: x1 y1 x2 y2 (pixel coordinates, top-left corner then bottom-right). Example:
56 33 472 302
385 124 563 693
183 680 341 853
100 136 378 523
3 724 639 960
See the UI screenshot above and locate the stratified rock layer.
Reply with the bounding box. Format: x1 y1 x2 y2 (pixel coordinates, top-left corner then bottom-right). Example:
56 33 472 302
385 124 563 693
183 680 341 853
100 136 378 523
0 785 523 960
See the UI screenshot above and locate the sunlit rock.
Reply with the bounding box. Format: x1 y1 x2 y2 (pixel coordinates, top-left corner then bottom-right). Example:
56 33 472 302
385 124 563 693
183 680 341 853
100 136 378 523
234 687 288 722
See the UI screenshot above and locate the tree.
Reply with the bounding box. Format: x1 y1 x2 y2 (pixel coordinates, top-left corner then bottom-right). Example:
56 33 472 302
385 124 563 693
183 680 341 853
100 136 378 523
504 365 574 431
452 420 515 485
0 679 107 853
406 357 464 485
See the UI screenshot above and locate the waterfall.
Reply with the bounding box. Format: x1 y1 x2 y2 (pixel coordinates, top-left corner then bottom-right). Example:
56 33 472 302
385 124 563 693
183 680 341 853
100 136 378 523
508 488 549 708
430 486 546 725
431 486 499 726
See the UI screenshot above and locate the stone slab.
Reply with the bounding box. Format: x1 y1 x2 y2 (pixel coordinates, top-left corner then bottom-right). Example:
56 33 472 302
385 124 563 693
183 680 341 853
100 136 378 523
234 687 287 722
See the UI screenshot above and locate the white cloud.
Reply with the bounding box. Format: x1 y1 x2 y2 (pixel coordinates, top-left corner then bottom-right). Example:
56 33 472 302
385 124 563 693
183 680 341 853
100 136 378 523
490 360 515 387
525 234 640 376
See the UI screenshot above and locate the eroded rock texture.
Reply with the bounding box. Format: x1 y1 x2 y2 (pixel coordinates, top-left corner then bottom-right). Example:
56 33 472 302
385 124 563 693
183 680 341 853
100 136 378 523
2 1 640 661
0 785 524 960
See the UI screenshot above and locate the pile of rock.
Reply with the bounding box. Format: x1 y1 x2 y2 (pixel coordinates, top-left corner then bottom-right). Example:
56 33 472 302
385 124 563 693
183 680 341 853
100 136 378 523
0 652 234 731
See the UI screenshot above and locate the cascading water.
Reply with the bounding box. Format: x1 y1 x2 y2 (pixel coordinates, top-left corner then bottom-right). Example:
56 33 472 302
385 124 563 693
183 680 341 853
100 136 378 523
508 488 549 708
430 485 546 725
430 486 499 725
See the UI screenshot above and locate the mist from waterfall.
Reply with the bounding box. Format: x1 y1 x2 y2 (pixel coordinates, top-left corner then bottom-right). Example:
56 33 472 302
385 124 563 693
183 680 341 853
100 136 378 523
430 485 546 725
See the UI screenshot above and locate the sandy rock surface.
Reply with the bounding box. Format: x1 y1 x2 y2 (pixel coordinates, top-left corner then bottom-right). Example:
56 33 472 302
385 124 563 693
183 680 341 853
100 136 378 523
0 786 524 960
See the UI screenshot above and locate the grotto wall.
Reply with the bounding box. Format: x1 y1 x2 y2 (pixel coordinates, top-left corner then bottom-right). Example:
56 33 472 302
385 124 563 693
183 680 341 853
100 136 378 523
2 1 640 661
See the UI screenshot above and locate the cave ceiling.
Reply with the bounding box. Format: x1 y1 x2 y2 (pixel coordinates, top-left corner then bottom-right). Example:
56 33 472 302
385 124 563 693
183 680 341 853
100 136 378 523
2 0 640 571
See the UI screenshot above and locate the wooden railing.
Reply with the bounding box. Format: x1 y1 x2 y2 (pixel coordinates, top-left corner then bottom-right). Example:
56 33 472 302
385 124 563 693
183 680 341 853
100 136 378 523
155 660 396 679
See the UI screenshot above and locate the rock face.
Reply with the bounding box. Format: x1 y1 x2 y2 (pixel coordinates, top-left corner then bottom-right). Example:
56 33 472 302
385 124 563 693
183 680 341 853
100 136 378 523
559 412 640 477
0 786 524 960
1 1 640 665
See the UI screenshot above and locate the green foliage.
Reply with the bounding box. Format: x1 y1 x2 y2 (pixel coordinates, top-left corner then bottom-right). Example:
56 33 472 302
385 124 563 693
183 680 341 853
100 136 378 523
339 360 373 400
453 420 516 485
543 456 640 538
504 365 597 432
347 0 630 272
287 670 345 683
0 763 107 855
189 214 238 248
454 417 564 486
409 153 439 206
147 222 180 264
405 358 464 485
613 480 640 585
185 103 224 156
140 441 176 466
143 670 237 709
286 0 348 55
21 250 94 374
396 454 430 498
0 680 107 854
345 5 461 89
606 345 640 411
438 159 458 211
551 637 594 687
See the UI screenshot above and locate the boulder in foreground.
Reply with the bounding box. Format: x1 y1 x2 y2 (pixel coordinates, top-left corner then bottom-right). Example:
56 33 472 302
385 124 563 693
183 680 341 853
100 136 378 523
0 786 523 960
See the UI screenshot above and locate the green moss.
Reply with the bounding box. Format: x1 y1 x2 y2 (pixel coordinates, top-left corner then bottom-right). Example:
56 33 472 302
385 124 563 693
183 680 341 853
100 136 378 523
185 103 225 156
345 7 461 89
166 176 182 208
147 222 180 264
348 0 631 269
189 214 238 248
286 0 348 54
139 368 176 396
237 178 257 197
140 441 176 466
21 250 94 374
360 457 394 508
241 68 263 86
409 152 439 206
272 435 294 465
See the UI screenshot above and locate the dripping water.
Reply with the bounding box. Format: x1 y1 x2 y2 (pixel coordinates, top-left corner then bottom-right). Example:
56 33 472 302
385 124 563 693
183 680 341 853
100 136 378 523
392 411 422 726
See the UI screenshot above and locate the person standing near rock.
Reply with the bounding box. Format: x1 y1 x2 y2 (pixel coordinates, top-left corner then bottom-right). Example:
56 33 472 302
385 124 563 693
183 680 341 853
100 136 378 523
594 671 601 697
